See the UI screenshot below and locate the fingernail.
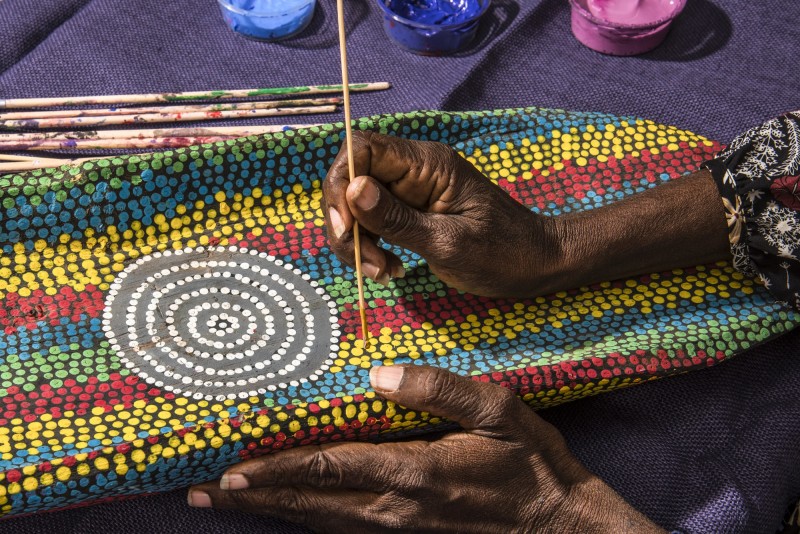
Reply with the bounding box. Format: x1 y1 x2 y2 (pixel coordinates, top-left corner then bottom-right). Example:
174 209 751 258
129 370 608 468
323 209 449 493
188 491 211 508
353 177 379 211
370 365 404 392
329 207 346 239
362 262 390 286
220 473 249 491
391 265 406 279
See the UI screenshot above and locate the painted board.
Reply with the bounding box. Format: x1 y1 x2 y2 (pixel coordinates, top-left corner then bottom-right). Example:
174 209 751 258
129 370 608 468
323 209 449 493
0 107 796 516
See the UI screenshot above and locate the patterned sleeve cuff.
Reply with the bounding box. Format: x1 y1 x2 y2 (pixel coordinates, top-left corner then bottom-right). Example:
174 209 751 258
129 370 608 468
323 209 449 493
703 153 758 277
702 111 800 309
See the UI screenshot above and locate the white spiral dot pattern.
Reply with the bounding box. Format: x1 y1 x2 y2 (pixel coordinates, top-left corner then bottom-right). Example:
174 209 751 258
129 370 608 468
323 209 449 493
102 246 340 401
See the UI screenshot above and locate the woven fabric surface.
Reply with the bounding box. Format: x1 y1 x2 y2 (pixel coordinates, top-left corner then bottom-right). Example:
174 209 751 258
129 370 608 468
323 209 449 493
0 0 799 532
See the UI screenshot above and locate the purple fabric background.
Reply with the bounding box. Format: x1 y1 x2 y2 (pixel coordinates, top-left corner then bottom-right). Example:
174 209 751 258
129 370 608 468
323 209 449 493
1 0 799 532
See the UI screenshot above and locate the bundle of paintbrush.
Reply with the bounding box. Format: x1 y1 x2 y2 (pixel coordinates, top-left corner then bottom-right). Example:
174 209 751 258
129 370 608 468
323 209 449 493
0 82 390 173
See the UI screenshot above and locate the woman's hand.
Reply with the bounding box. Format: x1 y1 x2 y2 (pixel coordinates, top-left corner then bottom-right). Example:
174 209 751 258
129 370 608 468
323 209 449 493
322 131 565 298
188 365 664 533
322 132 731 298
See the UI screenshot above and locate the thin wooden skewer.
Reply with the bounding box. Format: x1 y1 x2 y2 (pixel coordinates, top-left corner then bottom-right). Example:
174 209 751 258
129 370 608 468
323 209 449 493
336 0 371 349
0 124 322 150
0 82 391 109
0 136 288 151
0 105 337 130
0 124 320 142
0 97 343 120
0 154 67 163
0 159 91 172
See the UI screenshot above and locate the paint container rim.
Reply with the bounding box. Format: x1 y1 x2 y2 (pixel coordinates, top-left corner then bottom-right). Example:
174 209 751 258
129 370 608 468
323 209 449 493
375 0 492 31
569 0 686 31
217 0 312 17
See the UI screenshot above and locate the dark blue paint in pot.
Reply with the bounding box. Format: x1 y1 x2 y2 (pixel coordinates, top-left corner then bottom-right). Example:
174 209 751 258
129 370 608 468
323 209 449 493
377 0 491 56
217 0 316 41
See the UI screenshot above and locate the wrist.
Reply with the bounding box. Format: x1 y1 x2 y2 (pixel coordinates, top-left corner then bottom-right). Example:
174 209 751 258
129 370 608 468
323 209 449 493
569 476 665 533
537 170 731 294
516 213 577 298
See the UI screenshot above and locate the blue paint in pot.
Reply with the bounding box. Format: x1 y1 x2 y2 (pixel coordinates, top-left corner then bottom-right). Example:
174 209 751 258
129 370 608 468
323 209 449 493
217 0 316 41
377 0 491 55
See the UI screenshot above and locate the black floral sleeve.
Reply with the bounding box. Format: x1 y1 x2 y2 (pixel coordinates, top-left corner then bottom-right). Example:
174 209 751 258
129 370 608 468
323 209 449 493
703 111 800 310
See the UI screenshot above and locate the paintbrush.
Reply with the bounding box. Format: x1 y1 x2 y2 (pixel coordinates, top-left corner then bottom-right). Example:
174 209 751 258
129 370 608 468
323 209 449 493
0 97 343 121
0 82 390 109
0 105 336 130
0 124 320 142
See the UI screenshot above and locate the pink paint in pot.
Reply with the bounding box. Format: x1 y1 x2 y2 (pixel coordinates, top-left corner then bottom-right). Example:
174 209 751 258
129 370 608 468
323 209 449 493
569 0 686 56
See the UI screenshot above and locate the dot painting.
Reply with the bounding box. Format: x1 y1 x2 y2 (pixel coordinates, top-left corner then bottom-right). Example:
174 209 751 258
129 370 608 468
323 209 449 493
102 246 339 401
0 107 797 517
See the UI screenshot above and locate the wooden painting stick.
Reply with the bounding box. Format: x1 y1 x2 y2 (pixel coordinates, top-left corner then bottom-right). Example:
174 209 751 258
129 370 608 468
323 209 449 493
0 134 315 151
0 154 67 163
0 158 94 174
336 0 371 348
0 82 390 109
0 97 343 120
0 124 320 143
0 105 337 130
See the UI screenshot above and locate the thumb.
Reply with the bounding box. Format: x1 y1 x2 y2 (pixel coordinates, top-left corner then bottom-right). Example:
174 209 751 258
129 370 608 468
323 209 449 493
346 176 436 258
369 365 525 434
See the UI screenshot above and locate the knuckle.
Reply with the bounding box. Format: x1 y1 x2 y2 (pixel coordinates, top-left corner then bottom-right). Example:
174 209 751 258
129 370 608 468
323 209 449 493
396 463 433 493
381 197 417 236
372 495 423 530
305 450 342 487
421 367 458 406
428 141 459 167
474 386 520 431
379 449 429 492
321 173 333 195
492 385 520 417
276 492 312 524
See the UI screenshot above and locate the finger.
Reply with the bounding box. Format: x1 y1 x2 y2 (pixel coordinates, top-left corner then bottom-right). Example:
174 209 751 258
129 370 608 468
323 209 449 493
188 482 377 529
324 148 406 283
322 170 354 242
322 131 381 240
218 442 401 492
345 175 440 262
369 365 533 436
334 131 454 209
329 225 407 285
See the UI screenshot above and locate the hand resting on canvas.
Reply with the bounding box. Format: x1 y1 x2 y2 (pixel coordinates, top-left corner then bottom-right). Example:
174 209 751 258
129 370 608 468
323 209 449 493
188 364 664 533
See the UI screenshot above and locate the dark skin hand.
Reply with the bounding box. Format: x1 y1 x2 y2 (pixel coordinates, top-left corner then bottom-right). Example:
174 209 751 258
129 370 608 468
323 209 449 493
323 131 731 297
189 365 664 533
188 132 733 531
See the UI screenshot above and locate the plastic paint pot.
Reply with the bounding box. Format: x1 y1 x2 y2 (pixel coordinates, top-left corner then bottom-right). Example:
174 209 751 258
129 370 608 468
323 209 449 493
569 0 686 56
377 0 492 56
218 0 317 41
